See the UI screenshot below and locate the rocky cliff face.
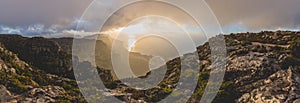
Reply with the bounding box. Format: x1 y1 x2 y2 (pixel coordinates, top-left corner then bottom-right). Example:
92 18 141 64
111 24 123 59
0 35 74 79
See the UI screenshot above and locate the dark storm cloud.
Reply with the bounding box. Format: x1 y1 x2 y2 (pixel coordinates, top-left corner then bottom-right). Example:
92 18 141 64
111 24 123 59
0 0 92 27
0 0 93 36
206 0 300 33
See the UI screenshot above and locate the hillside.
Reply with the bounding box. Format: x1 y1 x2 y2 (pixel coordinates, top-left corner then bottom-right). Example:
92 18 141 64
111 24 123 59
94 31 300 102
0 43 85 102
0 34 153 79
0 31 299 102
0 35 74 79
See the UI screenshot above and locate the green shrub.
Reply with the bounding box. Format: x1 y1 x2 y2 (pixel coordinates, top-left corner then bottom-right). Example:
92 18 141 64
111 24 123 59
18 76 31 85
62 82 73 90
8 79 28 94
162 87 173 93
212 81 239 103
57 100 71 103
0 71 8 84
103 81 118 89
290 39 300 58
190 71 240 103
33 75 48 86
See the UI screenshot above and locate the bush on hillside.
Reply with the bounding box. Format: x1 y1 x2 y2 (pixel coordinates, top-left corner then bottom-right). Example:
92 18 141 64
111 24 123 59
290 39 300 58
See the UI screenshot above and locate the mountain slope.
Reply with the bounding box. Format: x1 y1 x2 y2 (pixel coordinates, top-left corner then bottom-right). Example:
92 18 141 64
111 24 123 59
95 31 300 103
0 34 154 79
0 35 74 79
0 43 85 102
0 31 299 102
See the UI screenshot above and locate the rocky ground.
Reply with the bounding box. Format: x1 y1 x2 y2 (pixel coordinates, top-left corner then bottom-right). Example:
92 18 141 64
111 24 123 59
224 31 300 103
0 31 299 102
97 31 300 103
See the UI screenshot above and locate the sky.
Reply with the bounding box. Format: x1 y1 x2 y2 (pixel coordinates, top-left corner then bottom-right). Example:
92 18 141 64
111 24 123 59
0 0 300 37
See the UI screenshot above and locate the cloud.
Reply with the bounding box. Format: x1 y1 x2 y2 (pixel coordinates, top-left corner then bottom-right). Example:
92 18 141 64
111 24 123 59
0 24 63 37
0 0 93 27
99 1 203 32
206 0 300 31
222 22 250 33
0 26 21 34
1 0 300 37
43 30 99 38
0 18 98 37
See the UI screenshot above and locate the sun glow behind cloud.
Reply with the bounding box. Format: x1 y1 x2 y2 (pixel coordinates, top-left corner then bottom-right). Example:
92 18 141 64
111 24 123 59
98 15 208 50
94 15 210 59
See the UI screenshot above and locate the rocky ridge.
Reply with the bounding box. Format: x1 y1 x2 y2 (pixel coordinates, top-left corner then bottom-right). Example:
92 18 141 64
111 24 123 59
95 31 300 103
0 31 299 102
